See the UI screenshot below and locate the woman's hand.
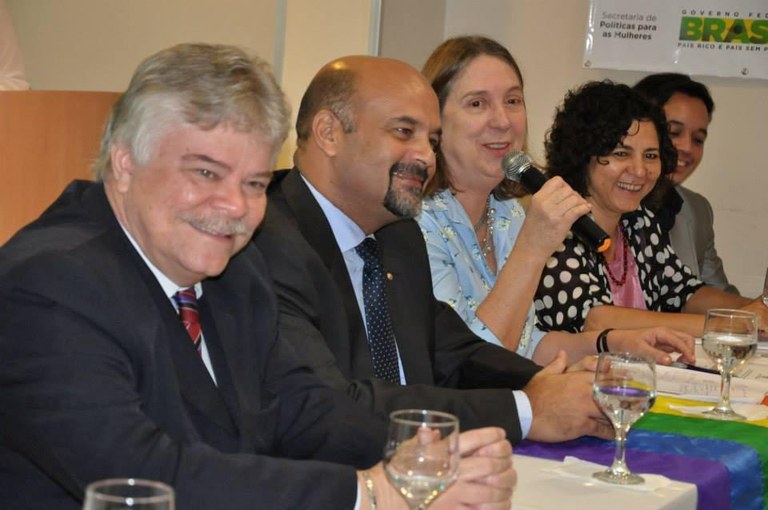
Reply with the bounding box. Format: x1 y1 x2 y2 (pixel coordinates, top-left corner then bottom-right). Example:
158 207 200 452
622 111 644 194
516 176 591 260
608 327 696 365
739 298 768 334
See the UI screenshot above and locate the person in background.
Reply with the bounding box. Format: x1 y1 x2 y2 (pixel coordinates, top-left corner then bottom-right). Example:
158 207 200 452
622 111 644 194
0 0 30 90
253 53 615 447
533 80 766 337
633 72 739 294
417 35 694 366
0 43 515 510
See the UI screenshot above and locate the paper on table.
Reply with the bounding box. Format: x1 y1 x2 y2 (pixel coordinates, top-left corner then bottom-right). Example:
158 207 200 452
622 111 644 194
541 456 672 492
656 365 768 404
735 354 768 381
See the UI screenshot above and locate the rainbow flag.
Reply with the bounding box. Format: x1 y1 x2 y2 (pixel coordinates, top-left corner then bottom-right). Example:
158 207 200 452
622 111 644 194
515 396 768 510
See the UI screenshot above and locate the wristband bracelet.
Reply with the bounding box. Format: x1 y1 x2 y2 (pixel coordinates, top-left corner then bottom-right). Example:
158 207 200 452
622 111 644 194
596 328 614 354
362 470 377 510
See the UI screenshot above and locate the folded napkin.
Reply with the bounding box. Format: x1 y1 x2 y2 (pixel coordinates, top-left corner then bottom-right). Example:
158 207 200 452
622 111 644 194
669 402 768 421
541 456 672 492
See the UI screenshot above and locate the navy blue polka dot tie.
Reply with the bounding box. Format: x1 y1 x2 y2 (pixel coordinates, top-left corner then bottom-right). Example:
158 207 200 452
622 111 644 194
355 238 401 384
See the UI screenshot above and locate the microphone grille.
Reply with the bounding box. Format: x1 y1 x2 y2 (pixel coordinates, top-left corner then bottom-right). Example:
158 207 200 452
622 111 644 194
502 150 533 182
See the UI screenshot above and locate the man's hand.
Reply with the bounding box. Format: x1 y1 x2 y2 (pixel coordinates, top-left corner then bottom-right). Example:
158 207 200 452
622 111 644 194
524 351 613 442
609 327 695 365
432 427 515 510
364 428 515 510
566 354 598 373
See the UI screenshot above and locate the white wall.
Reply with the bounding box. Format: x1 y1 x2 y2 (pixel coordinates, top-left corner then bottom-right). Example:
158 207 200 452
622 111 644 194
379 0 445 70
444 0 768 296
7 0 281 92
277 0 377 167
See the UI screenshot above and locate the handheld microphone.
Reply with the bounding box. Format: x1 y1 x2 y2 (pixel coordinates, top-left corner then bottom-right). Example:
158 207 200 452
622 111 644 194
502 150 611 253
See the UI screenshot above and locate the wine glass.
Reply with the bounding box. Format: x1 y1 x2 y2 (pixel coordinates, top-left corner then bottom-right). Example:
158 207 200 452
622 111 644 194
593 352 656 485
83 479 175 510
383 409 459 509
701 308 758 420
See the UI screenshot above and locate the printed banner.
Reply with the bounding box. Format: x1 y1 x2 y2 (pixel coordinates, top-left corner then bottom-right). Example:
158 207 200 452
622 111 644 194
584 0 768 80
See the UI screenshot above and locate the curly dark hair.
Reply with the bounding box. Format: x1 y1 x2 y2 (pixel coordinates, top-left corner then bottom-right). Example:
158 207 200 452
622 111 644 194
545 80 676 209
421 35 526 199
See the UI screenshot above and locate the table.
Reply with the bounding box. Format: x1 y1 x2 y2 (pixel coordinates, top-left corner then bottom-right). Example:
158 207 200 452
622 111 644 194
516 396 768 510
514 454 697 510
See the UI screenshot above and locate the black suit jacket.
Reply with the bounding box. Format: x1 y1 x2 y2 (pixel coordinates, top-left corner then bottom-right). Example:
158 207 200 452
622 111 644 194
253 169 541 442
0 181 385 510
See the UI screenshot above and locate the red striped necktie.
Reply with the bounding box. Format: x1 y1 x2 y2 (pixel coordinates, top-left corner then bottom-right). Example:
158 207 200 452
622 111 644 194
173 288 202 353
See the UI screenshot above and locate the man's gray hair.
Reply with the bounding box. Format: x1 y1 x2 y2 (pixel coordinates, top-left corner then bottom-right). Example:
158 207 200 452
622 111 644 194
93 43 290 180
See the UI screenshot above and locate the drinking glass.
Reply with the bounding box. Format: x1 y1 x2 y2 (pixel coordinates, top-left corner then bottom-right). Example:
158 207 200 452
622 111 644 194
593 352 656 485
383 409 459 509
83 479 175 510
701 308 759 420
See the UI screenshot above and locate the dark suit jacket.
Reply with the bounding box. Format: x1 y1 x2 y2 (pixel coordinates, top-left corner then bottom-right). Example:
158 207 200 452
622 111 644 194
0 181 386 510
253 168 541 443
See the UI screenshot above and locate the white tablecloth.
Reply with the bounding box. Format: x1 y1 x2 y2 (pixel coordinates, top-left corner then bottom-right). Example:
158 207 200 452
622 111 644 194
513 454 697 510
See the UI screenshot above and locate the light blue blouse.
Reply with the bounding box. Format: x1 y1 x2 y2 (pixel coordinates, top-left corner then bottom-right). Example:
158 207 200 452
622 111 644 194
418 189 545 359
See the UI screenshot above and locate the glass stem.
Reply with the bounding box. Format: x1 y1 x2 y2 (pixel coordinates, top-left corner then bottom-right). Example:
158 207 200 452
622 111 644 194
610 426 630 476
717 369 733 412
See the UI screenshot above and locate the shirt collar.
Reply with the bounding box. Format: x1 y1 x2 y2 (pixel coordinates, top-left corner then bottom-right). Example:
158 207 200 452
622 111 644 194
424 189 500 227
117 221 203 300
301 174 367 253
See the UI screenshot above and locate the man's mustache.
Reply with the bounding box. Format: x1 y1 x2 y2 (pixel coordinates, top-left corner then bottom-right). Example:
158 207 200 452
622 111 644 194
389 162 428 183
183 214 251 236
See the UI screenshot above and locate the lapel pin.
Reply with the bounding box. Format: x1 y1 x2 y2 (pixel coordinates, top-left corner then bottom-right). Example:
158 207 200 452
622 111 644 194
386 272 394 281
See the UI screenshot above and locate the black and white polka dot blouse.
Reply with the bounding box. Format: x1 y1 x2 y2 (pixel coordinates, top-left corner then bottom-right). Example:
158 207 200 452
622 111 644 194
533 206 704 333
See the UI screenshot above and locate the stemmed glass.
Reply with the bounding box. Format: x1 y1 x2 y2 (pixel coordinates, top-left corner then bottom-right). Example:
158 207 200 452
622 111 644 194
593 352 656 485
83 479 175 510
701 308 759 420
383 409 460 509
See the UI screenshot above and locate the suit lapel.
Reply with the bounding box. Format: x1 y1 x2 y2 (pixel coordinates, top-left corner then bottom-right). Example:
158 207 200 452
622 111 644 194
101 205 238 437
166 314 237 436
145 277 237 436
670 197 700 277
280 169 374 376
376 221 433 383
200 278 263 448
